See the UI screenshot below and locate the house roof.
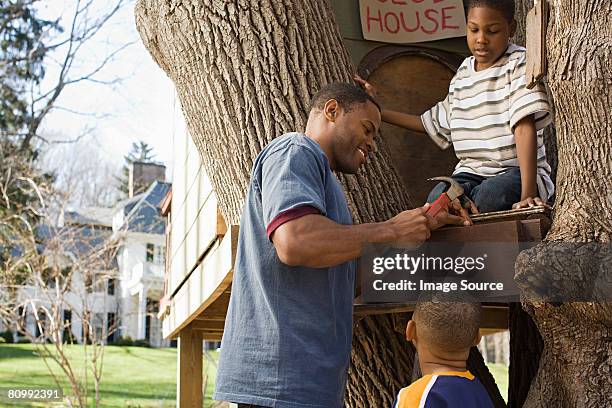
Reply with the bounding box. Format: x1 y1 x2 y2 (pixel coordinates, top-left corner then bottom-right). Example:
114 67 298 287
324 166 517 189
120 181 171 234
37 223 118 269
64 207 114 228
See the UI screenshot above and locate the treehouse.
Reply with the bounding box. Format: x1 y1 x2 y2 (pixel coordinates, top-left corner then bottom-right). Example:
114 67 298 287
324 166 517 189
158 1 550 406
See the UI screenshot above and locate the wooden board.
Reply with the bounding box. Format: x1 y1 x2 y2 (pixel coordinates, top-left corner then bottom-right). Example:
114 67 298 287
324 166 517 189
430 220 521 242
471 206 550 224
177 327 202 408
362 47 461 204
354 304 509 331
354 218 551 326
163 226 238 339
525 0 548 88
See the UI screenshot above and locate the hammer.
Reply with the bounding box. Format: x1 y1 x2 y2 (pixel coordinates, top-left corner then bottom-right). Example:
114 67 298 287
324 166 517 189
425 176 468 218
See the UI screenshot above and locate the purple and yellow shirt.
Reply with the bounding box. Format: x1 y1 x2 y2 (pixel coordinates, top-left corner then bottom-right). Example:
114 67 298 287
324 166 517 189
393 371 494 408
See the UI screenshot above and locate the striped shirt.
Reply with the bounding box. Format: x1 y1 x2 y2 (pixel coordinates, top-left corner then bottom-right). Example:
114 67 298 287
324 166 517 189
421 44 554 200
392 371 494 408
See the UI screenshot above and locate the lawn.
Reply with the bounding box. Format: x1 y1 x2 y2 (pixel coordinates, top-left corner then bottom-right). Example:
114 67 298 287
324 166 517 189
487 363 509 402
0 344 507 406
0 344 219 408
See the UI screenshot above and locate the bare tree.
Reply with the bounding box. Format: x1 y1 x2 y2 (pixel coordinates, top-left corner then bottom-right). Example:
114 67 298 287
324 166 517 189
38 135 122 208
18 0 132 149
0 215 122 408
1 1 137 407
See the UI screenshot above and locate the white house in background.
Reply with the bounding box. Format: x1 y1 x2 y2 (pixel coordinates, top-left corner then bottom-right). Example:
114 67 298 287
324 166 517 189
112 163 171 348
2 163 172 348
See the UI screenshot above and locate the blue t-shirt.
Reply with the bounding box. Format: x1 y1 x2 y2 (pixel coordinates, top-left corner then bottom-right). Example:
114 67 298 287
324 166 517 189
213 133 355 408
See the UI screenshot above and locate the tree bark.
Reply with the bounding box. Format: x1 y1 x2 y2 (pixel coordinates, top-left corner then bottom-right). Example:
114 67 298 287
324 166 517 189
135 1 501 406
513 0 612 406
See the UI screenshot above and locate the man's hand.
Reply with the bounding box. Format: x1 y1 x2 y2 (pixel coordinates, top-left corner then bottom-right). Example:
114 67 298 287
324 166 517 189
428 202 472 229
386 205 431 247
354 74 377 99
512 197 552 210
447 197 478 226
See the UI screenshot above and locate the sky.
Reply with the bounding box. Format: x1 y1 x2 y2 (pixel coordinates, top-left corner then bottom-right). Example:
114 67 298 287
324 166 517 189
36 0 180 178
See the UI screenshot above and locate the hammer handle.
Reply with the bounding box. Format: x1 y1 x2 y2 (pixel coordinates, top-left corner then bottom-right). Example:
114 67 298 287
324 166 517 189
426 193 451 217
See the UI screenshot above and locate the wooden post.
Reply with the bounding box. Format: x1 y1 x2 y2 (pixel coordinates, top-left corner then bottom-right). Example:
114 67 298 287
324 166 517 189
177 325 203 407
525 0 548 88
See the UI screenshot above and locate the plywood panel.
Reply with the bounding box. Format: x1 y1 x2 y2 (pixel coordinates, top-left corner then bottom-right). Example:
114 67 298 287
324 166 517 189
163 226 238 339
168 137 219 295
367 53 459 204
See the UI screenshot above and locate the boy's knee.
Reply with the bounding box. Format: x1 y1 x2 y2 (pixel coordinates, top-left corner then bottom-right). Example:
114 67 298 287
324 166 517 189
473 181 521 212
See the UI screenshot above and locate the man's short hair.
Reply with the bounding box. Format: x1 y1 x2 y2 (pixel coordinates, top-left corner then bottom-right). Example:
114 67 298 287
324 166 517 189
466 0 515 22
413 297 481 352
308 82 380 114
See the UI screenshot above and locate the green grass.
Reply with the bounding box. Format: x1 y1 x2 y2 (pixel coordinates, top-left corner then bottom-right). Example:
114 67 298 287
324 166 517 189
0 344 219 408
0 344 507 406
487 362 509 402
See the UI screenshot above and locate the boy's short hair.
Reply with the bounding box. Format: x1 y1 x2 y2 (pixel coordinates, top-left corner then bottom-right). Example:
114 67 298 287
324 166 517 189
413 297 482 352
308 82 380 114
466 0 515 22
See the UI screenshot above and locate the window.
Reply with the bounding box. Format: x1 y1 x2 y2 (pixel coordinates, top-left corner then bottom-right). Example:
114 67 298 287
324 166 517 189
154 245 165 265
146 243 154 262
107 313 117 343
146 243 165 265
107 278 115 296
63 310 74 343
85 272 93 293
146 298 159 313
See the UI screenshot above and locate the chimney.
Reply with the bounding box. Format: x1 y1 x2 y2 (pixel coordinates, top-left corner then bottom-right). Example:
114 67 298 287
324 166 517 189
129 162 166 197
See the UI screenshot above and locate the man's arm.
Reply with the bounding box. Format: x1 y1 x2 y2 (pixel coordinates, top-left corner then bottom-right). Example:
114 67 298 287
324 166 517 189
271 205 466 268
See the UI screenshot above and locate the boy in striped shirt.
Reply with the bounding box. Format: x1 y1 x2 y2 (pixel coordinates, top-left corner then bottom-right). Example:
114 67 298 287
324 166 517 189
356 0 553 213
393 300 493 408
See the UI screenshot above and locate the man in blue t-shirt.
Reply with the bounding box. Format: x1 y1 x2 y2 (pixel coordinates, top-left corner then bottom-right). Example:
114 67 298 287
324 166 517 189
213 83 467 408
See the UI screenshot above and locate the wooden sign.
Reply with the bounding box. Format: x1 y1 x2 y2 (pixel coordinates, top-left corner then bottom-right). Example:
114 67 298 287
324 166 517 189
359 0 466 44
525 0 548 88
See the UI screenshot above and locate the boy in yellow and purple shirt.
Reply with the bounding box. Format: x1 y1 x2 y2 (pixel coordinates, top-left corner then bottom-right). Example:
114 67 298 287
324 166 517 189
393 300 493 408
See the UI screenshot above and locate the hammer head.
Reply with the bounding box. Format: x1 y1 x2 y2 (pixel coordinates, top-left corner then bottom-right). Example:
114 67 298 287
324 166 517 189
428 176 465 201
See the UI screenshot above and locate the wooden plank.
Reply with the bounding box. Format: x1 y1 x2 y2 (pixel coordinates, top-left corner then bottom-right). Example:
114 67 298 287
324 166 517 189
354 303 414 317
197 332 223 341
162 226 237 339
168 142 217 295
430 220 521 243
170 192 219 293
525 0 548 88
194 315 226 322
481 307 509 330
217 207 228 236
177 326 202 408
191 320 225 332
518 219 550 241
354 303 509 330
471 206 550 224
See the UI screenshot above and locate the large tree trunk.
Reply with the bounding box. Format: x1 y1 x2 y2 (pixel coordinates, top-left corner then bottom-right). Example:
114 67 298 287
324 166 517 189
135 1 500 406
513 1 612 406
508 3 547 407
